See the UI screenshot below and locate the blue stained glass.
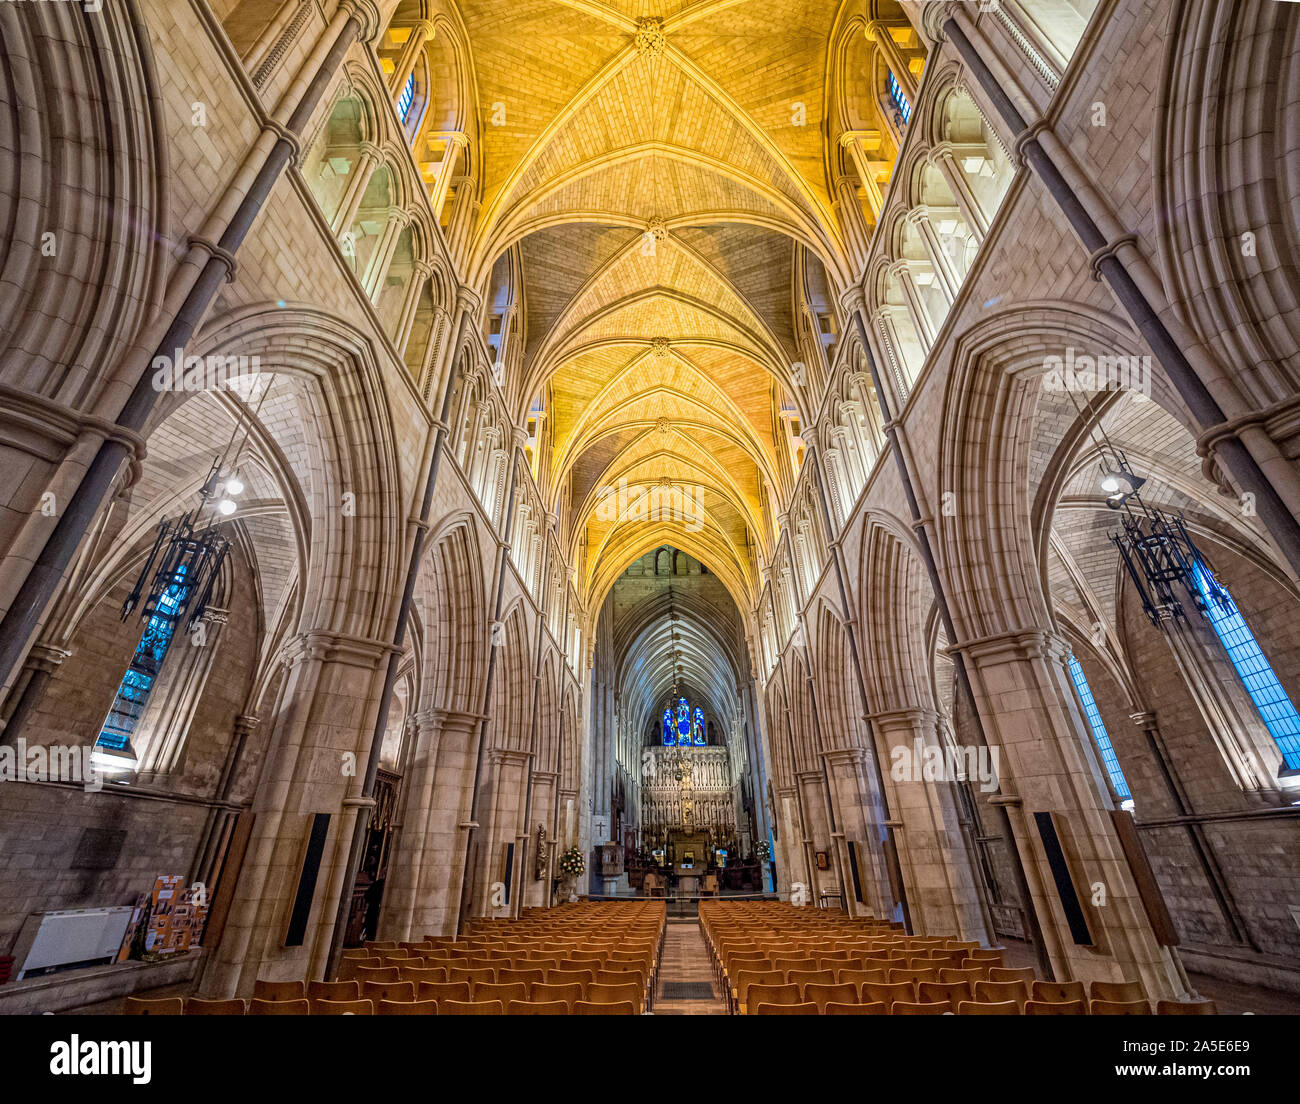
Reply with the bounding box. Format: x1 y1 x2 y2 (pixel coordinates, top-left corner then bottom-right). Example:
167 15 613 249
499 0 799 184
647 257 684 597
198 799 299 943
96 566 188 753
1191 562 1300 770
676 696 691 745
397 72 416 124
662 708 674 746
888 71 912 125
692 707 706 746
1067 655 1132 801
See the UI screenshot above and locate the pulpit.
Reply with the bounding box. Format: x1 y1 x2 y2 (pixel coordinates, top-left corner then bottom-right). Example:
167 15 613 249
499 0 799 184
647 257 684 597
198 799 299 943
594 841 623 897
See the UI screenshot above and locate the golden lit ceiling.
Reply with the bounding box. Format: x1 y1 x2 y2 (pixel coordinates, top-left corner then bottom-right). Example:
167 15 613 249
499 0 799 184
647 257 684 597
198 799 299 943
456 0 907 611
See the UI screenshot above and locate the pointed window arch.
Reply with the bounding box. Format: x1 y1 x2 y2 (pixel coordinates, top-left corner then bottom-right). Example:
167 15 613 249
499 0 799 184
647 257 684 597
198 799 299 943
1067 654 1132 802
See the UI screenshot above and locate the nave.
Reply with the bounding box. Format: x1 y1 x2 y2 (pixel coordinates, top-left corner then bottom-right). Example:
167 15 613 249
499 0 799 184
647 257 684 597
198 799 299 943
1 0 1300 1070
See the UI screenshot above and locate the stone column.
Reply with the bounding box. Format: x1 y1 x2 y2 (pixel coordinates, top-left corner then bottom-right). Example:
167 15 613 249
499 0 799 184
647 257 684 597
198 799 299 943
866 19 918 103
424 132 468 216
905 205 962 304
202 629 393 996
389 19 435 95
929 142 990 239
960 627 1182 998
362 206 411 299
821 746 893 919
394 259 434 357
410 708 481 937
833 176 873 274
838 132 887 221
330 142 383 236
378 708 444 940
890 259 938 348
870 708 989 940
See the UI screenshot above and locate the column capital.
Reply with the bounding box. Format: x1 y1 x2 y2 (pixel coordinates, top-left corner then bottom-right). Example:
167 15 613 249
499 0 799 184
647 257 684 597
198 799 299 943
954 625 1072 667
456 285 483 316
25 643 71 673
339 0 384 44
838 284 868 318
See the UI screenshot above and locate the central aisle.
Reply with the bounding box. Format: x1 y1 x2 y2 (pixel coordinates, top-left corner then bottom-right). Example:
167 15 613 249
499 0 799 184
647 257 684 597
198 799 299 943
653 916 728 1015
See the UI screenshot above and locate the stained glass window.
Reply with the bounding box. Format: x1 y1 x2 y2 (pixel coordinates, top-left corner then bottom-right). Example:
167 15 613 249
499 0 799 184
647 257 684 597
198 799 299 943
887 71 912 126
1191 561 1300 771
397 71 416 124
692 707 706 746
96 566 188 755
662 708 674 746
1067 654 1131 801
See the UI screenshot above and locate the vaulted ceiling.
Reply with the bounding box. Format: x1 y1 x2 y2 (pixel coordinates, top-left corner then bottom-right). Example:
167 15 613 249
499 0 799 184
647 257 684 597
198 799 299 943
455 0 906 610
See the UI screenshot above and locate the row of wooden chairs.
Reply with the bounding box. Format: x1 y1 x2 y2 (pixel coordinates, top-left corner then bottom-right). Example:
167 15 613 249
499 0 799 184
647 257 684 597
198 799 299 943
255 976 644 1012
701 901 1216 1016
124 995 635 1016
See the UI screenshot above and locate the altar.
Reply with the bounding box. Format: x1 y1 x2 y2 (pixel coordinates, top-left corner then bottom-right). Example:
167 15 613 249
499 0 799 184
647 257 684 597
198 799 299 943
675 867 702 896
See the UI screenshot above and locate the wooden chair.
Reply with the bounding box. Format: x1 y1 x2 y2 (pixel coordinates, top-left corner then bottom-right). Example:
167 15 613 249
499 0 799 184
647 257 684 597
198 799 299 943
1090 980 1144 1003
957 1000 1020 1015
531 982 585 1010
377 999 439 1015
588 982 642 1014
734 969 786 1013
824 1001 888 1015
1091 999 1152 1015
1157 999 1218 1015
893 1000 953 1015
497 968 546 987
743 982 802 1013
123 997 183 1015
364 941 397 951
506 1000 569 1015
803 982 858 1012
184 998 246 1015
398 965 447 984
1026 999 1086 1015
836 967 888 987
361 980 415 1003
919 980 972 1005
753 1001 818 1014
474 982 530 1005
440 999 504 1015
785 968 835 990
973 979 1028 1011
573 1000 635 1015
888 967 939 986
772 957 818 974
308 980 360 1001
353 966 400 984
545 968 595 987
862 981 915 1011
1032 980 1086 1004
988 967 1036 985
309 998 375 1015
253 979 305 1001
337 957 382 981
938 967 988 987
448 967 496 986
248 998 309 1015
966 950 1004 966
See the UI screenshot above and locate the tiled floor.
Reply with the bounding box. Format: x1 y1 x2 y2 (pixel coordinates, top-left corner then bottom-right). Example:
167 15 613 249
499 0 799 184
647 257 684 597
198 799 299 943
653 918 727 1015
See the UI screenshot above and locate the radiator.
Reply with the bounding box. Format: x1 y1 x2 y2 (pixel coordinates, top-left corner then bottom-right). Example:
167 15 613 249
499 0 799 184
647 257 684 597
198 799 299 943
14 907 134 979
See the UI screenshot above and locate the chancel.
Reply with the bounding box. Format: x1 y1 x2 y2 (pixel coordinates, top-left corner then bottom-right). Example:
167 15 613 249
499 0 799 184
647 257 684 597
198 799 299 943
1 0 1300 1034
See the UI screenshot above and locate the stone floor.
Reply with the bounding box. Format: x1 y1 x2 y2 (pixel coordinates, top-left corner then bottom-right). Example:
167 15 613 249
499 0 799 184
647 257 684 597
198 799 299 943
652 918 727 1015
